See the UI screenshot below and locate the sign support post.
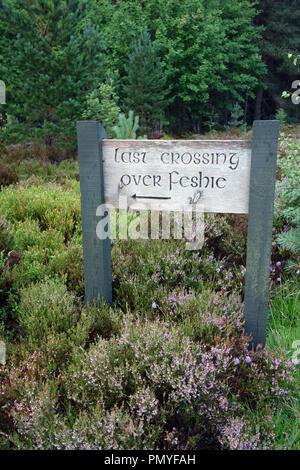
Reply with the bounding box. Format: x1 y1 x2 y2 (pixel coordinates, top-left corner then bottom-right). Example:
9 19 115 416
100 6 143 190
76 120 112 304
244 120 280 348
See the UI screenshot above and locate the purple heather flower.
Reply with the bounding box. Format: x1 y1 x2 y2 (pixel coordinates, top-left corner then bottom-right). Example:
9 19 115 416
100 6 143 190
234 358 240 365
245 356 251 364
152 302 157 309
276 277 281 283
276 261 281 267
297 270 300 275
209 255 213 261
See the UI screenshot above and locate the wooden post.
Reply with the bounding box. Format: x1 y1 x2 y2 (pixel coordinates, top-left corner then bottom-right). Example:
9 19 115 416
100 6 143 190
244 120 279 348
76 121 112 304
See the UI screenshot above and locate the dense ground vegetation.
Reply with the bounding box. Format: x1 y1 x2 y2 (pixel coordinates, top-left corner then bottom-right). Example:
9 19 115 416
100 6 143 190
0 126 299 450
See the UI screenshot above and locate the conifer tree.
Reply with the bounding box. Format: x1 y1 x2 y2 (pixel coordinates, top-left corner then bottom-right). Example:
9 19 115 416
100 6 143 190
123 29 170 130
0 0 105 131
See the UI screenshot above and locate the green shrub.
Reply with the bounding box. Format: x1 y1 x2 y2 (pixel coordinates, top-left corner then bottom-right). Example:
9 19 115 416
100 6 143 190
275 108 287 128
0 219 14 252
0 183 81 241
112 230 246 314
82 303 122 341
227 103 246 131
0 162 18 187
50 318 296 449
82 81 120 138
274 132 300 271
112 110 147 139
10 219 65 252
48 243 84 296
17 280 91 370
18 280 79 338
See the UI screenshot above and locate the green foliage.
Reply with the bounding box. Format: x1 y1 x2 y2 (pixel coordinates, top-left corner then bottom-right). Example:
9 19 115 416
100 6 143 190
275 108 287 128
82 81 120 138
269 281 300 345
88 0 265 131
0 219 13 252
18 280 79 341
275 131 300 270
277 227 300 269
0 141 79 181
112 110 147 139
0 162 18 187
153 0 265 129
123 29 170 130
5 315 296 450
17 280 92 372
0 182 81 241
0 0 275 133
0 182 82 298
0 0 106 140
227 103 247 131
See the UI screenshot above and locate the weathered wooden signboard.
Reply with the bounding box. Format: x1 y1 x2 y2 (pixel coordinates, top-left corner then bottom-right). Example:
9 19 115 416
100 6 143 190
77 120 279 348
102 140 252 213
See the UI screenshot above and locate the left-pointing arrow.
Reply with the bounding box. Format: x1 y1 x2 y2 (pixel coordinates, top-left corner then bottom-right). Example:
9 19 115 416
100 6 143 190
132 194 171 200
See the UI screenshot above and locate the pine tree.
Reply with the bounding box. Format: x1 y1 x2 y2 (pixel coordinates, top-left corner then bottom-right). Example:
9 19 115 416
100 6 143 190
0 0 106 134
123 29 170 130
227 103 247 131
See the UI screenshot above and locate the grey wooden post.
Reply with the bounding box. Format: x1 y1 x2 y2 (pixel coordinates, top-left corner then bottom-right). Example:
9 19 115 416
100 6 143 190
76 121 112 305
244 120 279 348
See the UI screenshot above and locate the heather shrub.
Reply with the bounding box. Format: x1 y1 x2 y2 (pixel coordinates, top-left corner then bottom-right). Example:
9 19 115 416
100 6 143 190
0 182 81 241
112 238 246 313
16 158 79 183
0 139 75 166
162 288 245 344
10 219 65 252
2 228 82 295
59 317 295 450
0 351 51 441
0 219 14 252
17 280 92 369
10 395 161 450
218 415 275 450
204 213 246 261
48 243 84 296
82 303 122 341
18 279 79 338
8 252 48 288
0 162 18 187
50 405 161 450
0 250 23 322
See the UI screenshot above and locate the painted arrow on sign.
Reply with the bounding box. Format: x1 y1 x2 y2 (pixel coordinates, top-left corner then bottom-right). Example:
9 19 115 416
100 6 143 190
131 194 171 200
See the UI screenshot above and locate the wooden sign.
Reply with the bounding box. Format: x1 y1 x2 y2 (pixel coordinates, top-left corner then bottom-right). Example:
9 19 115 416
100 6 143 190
77 120 280 349
102 140 252 213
